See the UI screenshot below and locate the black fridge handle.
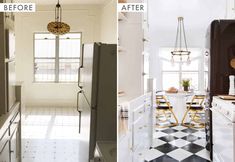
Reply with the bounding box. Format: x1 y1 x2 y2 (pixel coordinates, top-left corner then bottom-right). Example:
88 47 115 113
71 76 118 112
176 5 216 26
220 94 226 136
77 90 82 134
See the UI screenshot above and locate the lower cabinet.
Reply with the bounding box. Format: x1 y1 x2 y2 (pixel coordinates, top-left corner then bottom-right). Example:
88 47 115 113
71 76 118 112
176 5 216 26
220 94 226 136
0 140 10 162
0 104 21 162
128 92 153 162
9 125 20 162
0 126 20 162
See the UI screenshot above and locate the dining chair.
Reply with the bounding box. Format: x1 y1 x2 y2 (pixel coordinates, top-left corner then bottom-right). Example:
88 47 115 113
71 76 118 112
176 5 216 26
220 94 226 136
182 95 205 128
155 95 178 128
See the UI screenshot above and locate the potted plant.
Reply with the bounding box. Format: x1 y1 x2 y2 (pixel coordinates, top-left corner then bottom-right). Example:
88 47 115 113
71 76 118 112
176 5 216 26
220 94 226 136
182 79 190 91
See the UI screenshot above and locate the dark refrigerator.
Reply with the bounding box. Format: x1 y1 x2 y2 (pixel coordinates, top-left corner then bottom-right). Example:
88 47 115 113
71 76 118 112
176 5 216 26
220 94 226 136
205 20 235 159
77 42 117 162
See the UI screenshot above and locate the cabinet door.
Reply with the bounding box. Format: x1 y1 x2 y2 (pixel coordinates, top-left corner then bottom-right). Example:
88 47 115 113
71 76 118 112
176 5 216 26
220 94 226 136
0 141 10 162
10 126 20 162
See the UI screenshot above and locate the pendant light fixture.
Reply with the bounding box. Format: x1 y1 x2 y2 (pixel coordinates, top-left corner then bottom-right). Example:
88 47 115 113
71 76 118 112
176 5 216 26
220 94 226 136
171 17 191 64
47 0 70 35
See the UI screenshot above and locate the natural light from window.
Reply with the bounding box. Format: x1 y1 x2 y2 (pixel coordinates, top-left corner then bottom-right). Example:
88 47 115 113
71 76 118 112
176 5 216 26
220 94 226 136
34 33 81 83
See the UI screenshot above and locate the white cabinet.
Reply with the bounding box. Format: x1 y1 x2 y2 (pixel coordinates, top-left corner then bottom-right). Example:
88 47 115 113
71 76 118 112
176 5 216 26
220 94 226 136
129 93 153 162
226 0 235 18
118 92 153 162
118 0 145 102
118 133 132 162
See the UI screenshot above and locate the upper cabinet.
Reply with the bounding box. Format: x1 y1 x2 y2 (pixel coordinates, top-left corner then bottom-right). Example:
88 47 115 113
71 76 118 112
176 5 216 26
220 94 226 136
0 0 16 116
118 0 150 102
226 0 235 19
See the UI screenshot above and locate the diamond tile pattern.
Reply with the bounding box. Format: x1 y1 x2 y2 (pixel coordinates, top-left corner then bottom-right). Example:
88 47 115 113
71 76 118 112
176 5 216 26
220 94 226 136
155 143 178 153
159 135 178 142
181 128 198 134
144 125 211 162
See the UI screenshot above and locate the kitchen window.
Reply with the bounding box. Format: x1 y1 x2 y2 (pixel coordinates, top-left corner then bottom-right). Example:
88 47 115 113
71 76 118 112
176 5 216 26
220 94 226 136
160 48 203 91
34 33 81 82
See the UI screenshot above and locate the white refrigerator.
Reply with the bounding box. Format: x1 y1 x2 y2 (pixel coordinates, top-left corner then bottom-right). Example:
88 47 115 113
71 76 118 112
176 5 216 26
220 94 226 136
77 42 117 161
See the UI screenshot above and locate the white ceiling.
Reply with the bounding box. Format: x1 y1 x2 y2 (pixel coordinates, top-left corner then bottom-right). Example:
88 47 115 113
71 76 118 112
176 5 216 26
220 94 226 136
16 0 108 5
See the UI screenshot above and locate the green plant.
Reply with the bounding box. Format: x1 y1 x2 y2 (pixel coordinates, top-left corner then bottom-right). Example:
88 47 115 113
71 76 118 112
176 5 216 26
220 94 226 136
182 79 190 87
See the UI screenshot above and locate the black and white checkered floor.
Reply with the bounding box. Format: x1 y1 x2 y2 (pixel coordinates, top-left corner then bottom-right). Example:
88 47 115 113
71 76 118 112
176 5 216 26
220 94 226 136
143 125 210 162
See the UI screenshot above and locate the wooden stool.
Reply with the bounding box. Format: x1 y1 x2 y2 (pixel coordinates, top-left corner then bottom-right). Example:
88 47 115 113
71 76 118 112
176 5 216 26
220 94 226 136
182 95 205 128
156 95 178 128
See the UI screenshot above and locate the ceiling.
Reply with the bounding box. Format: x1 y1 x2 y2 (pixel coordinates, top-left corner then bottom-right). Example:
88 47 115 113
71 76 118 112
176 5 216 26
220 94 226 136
16 0 108 5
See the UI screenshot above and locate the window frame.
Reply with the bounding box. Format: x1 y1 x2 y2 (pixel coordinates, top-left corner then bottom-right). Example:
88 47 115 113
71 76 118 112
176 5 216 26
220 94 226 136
162 61 200 91
33 32 82 83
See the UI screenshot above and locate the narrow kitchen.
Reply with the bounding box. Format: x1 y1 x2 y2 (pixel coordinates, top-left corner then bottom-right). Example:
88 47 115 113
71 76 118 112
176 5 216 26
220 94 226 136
0 0 117 162
118 0 235 162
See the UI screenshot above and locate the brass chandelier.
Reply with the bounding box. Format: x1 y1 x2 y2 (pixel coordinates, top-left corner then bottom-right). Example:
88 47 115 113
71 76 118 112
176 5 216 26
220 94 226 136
47 0 70 35
171 17 191 63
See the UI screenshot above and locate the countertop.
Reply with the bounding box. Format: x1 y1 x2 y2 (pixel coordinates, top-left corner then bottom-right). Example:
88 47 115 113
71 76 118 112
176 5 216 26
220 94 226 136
96 141 116 162
213 96 235 106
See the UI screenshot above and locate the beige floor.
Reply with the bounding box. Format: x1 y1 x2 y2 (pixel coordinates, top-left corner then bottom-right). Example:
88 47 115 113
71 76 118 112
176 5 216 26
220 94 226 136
21 107 88 162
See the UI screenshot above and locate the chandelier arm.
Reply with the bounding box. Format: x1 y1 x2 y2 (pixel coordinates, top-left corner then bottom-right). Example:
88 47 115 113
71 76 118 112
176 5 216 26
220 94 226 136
182 19 189 51
171 17 191 63
179 18 182 51
174 19 180 51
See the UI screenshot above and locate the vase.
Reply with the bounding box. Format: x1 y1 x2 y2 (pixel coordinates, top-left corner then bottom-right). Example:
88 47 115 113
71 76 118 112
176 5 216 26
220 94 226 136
184 86 189 91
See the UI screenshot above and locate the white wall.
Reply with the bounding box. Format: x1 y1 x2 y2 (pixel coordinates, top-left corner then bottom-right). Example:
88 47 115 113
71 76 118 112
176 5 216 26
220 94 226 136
100 0 117 43
15 4 114 107
148 0 228 90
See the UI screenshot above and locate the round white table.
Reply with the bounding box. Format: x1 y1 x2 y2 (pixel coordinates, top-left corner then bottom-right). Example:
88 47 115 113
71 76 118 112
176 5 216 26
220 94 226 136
165 92 193 122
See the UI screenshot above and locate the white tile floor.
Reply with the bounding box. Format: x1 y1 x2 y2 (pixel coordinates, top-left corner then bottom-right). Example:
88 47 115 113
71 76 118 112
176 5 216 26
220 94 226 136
22 107 89 162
